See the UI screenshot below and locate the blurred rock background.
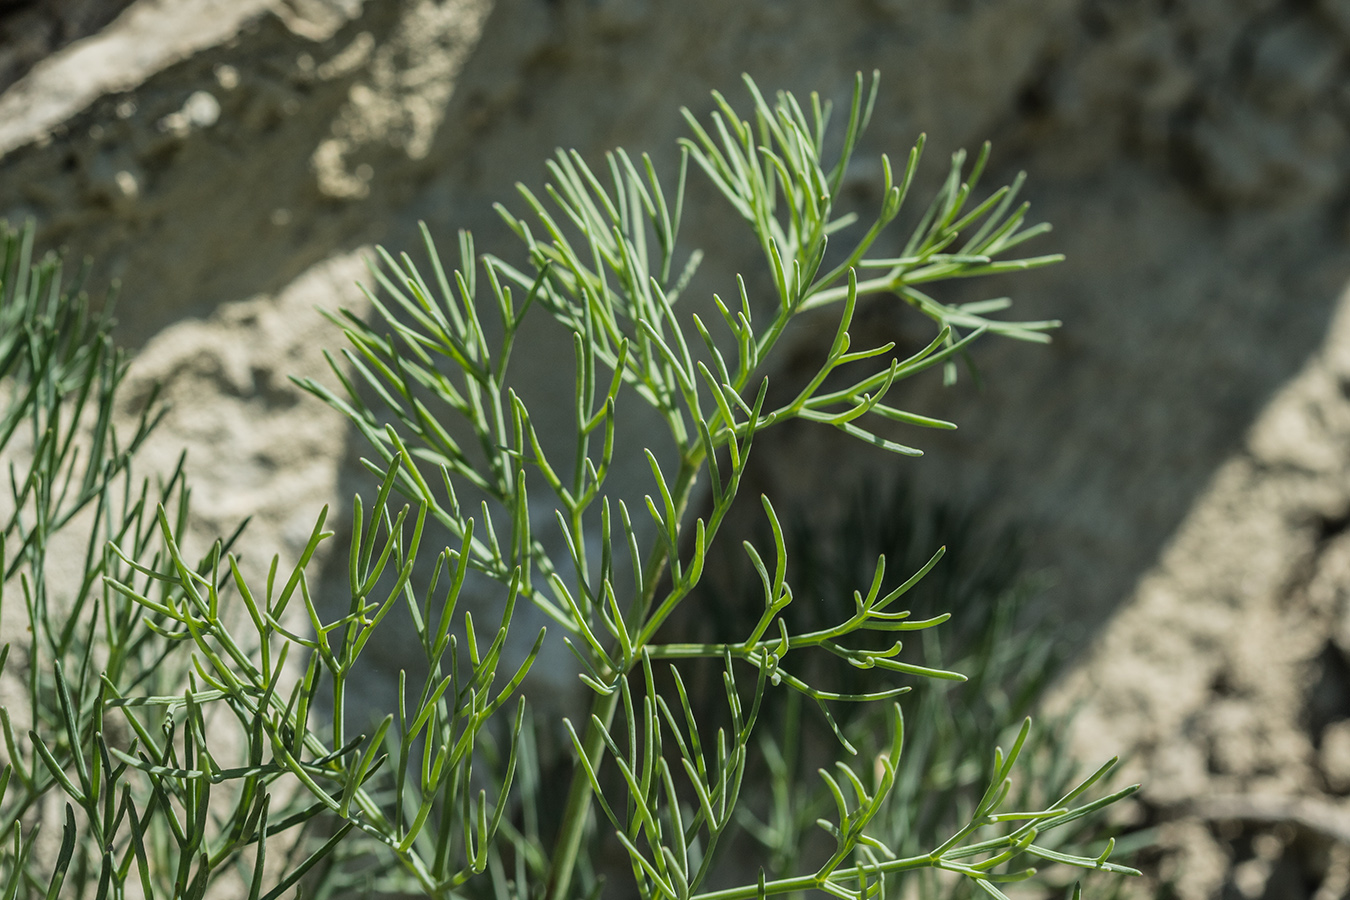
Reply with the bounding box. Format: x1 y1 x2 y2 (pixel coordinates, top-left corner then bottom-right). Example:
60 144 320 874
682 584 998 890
2 0 1350 895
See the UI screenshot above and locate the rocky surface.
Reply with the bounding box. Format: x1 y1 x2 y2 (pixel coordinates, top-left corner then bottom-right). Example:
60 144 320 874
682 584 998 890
0 0 137 94
2 0 1350 896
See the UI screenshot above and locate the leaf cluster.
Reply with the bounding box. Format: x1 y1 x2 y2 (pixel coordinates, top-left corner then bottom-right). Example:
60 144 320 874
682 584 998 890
296 72 1136 899
0 72 1140 900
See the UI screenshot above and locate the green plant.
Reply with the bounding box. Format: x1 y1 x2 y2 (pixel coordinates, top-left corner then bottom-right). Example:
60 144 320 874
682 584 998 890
721 480 1101 900
0 72 1139 900
0 221 252 897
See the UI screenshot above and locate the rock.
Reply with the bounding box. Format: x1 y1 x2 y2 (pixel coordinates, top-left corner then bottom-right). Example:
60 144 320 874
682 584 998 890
1320 720 1350 794
0 0 137 94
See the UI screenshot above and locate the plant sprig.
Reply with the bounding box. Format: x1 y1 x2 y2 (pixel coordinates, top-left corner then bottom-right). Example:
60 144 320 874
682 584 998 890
298 72 1135 899
97 453 539 897
5 71 1138 899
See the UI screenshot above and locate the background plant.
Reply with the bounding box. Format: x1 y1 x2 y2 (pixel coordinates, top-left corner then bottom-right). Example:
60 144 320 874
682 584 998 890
0 220 170 896
0 72 1139 899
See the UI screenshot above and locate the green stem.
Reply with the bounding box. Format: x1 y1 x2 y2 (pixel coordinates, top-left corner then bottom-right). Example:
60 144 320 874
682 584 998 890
546 688 621 900
629 455 701 625
689 852 935 900
547 453 700 900
798 274 898 312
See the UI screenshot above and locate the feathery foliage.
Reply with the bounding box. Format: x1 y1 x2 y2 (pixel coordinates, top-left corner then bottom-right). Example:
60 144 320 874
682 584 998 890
0 73 1137 900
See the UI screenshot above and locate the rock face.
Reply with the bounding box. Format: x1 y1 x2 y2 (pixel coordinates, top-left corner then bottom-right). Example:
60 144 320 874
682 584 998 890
0 0 138 94
2 0 1350 895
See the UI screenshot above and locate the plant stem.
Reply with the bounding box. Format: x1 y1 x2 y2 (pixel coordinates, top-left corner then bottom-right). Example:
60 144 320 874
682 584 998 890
548 452 700 900
798 274 898 311
546 687 620 900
